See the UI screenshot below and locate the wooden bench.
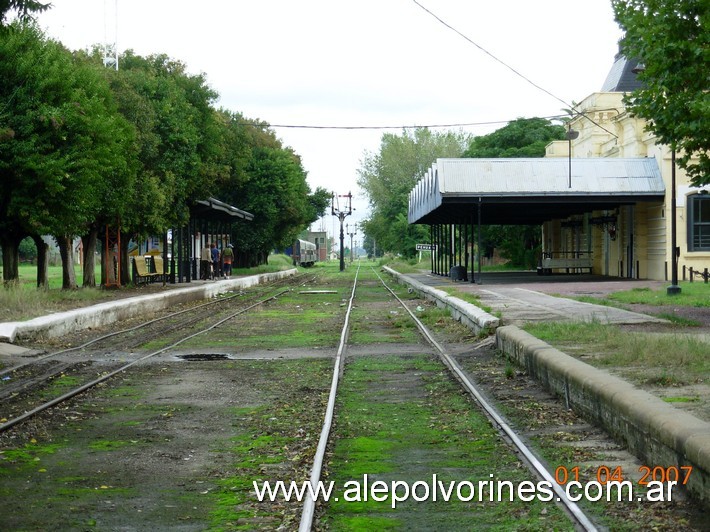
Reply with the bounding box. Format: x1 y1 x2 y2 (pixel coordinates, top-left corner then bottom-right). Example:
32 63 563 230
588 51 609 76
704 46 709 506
151 255 166 282
132 256 160 284
538 256 593 275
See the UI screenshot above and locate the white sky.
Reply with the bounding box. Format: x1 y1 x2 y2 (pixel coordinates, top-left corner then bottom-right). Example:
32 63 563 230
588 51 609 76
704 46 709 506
37 0 623 240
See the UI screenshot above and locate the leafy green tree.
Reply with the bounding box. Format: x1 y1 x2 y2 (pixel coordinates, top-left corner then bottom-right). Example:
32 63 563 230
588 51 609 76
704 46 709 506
18 236 36 262
84 50 223 284
0 0 49 27
116 51 223 232
358 128 470 258
612 0 710 185
462 117 565 158
0 23 134 288
213 114 328 266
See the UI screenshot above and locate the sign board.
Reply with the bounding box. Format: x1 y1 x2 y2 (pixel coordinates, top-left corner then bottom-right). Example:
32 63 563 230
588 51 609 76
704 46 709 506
416 244 437 251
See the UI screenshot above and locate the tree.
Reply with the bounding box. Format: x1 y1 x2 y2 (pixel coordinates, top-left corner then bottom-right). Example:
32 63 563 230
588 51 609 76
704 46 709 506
357 128 470 258
115 51 223 233
0 23 134 288
462 117 565 158
612 0 710 186
0 0 49 27
212 113 327 266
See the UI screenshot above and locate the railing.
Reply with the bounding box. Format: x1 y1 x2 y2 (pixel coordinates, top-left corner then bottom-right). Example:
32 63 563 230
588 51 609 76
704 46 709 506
684 266 710 283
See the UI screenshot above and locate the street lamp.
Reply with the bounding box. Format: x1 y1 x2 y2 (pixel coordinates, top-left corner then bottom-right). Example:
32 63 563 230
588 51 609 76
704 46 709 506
667 149 681 295
332 192 352 272
630 62 680 296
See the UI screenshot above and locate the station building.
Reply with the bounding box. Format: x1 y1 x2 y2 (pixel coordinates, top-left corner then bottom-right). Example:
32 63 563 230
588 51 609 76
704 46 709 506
407 54 709 282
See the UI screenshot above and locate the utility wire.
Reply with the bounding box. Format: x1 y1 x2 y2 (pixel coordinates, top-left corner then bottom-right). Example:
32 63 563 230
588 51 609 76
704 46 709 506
233 2 620 138
411 0 572 110
410 0 619 139
238 115 568 131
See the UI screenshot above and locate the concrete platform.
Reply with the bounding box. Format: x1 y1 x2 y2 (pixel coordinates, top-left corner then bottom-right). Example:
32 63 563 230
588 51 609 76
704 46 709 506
407 271 668 326
0 270 296 344
384 267 709 508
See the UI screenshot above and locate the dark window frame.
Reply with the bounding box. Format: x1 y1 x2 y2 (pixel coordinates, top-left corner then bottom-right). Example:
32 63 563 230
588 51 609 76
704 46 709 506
687 193 710 252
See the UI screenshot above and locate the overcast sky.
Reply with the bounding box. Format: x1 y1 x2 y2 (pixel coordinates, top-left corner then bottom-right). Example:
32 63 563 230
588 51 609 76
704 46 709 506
37 0 623 237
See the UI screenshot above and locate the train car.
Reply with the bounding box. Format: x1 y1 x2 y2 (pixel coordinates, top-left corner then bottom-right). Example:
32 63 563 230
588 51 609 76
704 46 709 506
292 239 318 267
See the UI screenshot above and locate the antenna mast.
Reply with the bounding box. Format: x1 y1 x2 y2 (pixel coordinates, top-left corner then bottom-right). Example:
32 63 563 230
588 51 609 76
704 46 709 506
103 0 118 70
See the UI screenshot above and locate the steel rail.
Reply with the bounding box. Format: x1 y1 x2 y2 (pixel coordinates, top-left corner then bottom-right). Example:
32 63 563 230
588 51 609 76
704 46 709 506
298 262 361 532
373 268 598 532
0 274 312 379
0 289 290 433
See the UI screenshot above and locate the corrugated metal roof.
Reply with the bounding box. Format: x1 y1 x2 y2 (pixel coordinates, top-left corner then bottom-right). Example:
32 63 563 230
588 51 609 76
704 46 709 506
436 158 663 196
408 157 665 225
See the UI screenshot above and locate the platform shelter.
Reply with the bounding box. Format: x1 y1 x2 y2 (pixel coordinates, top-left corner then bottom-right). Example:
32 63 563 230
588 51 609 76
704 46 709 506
407 157 665 282
171 197 253 283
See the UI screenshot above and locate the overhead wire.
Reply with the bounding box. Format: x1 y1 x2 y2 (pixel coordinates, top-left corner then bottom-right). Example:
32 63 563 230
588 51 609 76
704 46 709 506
229 2 619 139
237 115 568 131
410 0 619 140
411 0 572 110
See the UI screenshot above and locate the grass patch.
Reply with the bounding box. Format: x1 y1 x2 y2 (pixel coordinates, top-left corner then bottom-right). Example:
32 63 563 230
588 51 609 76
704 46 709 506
663 396 700 403
606 282 710 307
39 374 84 399
523 321 709 382
201 358 332 529
0 267 107 322
655 312 701 327
88 439 136 452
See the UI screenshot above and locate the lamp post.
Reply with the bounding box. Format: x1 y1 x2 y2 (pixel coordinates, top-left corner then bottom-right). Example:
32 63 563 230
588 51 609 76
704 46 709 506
332 192 352 272
630 63 680 295
667 149 681 295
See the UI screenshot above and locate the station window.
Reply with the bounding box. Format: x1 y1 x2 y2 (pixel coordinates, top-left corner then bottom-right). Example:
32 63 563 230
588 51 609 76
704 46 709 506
687 193 710 251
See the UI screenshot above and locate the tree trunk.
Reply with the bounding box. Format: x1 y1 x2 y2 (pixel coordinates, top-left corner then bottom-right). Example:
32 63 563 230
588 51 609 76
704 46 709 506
120 231 130 286
98 231 106 287
31 234 49 290
56 235 78 290
82 227 98 288
1 236 20 286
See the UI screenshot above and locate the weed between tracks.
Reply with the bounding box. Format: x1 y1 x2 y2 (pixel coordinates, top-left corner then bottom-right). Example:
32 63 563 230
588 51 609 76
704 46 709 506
320 354 570 529
0 359 333 530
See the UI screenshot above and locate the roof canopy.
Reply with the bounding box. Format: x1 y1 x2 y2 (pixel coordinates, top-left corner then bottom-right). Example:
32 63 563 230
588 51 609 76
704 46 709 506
408 158 665 225
191 197 254 222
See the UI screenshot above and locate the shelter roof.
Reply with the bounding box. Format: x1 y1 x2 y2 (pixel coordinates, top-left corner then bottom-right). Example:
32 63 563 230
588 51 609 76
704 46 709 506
408 157 664 225
191 197 254 222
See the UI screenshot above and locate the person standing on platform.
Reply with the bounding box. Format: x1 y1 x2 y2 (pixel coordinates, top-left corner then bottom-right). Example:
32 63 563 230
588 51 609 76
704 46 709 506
211 243 220 279
222 243 234 279
201 243 212 280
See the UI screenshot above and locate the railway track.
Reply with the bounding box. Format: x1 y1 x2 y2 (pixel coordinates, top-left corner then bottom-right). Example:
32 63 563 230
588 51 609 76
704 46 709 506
299 264 598 531
0 263 703 530
0 273 314 431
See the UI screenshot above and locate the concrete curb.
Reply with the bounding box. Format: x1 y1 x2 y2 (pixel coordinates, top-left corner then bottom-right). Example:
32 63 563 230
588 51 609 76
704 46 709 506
0 269 297 343
382 266 499 334
496 325 710 508
380 267 709 506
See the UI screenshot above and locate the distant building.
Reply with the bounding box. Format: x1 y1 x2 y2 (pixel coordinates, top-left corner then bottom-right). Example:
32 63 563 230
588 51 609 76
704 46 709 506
306 231 328 262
